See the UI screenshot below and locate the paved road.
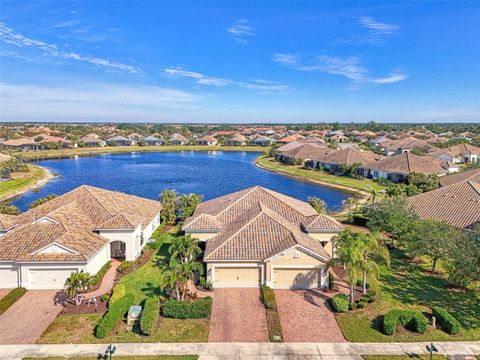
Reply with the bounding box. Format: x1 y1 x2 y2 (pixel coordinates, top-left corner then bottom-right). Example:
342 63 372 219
1 341 478 360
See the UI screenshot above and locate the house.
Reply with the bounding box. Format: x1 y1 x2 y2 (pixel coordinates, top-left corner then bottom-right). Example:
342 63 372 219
406 180 480 229
144 135 163 146
439 168 480 187
170 133 189 145
367 152 451 183
182 186 344 289
80 136 106 147
197 135 217 146
225 134 247 146
252 136 275 147
276 144 330 165
128 133 144 142
0 185 161 290
329 134 349 143
446 143 480 164
106 136 132 146
278 134 304 144
381 137 436 156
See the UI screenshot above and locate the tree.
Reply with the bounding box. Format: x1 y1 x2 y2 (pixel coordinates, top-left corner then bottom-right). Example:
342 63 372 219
385 183 405 198
343 197 355 222
369 186 379 205
0 203 20 215
64 272 92 305
357 232 390 294
327 230 363 303
177 193 202 222
160 189 177 225
407 219 457 272
308 196 327 214
29 194 56 209
340 163 361 178
407 172 440 193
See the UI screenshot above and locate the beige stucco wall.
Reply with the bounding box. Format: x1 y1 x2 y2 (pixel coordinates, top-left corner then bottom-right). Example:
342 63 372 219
187 232 218 241
265 247 325 282
307 232 337 257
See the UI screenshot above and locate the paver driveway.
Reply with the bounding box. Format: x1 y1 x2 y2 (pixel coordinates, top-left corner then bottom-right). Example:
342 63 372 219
0 290 63 344
275 289 346 342
0 289 11 301
209 288 269 342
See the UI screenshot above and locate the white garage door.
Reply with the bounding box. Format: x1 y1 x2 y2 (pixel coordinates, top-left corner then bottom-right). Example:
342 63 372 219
28 268 77 290
0 267 19 288
273 268 320 289
214 267 261 287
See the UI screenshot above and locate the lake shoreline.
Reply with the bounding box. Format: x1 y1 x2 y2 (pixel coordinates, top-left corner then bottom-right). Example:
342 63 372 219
0 165 55 203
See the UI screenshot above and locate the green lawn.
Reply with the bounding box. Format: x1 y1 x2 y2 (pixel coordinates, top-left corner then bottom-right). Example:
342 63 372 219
0 165 47 200
25 357 198 360
362 356 449 360
256 155 384 194
336 249 480 342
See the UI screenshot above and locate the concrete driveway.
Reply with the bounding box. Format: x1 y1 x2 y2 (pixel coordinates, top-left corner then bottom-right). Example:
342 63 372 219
0 290 63 344
209 288 269 342
275 289 346 342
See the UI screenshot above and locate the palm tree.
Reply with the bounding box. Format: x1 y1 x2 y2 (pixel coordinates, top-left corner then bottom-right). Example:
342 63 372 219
326 230 363 303
369 186 378 205
64 272 92 305
168 235 201 265
357 232 390 294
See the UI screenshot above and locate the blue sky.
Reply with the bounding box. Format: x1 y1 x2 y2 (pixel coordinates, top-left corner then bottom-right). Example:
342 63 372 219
0 1 479 123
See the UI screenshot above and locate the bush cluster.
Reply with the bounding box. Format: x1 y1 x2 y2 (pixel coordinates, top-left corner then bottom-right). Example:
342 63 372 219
118 261 134 274
382 309 428 335
161 297 212 319
140 297 160 335
261 285 276 309
95 294 134 338
91 261 112 286
109 284 126 304
330 294 349 313
432 306 461 335
352 213 370 226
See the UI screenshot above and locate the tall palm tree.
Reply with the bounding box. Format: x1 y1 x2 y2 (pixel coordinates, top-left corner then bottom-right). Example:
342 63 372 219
168 235 201 265
64 272 92 305
326 230 363 303
357 232 390 294
369 186 378 205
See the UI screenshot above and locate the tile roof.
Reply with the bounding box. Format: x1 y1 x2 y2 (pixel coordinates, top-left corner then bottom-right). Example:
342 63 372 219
444 143 480 156
0 185 161 262
406 180 480 229
383 137 436 151
368 152 449 175
0 153 13 162
439 168 480 187
171 133 189 142
198 135 217 142
318 148 384 167
301 214 344 232
279 144 331 160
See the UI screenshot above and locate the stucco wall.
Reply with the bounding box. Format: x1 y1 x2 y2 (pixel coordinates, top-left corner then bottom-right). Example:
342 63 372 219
186 232 218 241
308 232 337 257
86 244 110 275
265 247 325 282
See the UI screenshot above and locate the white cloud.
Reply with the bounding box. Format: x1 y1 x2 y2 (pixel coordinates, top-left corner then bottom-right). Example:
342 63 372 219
227 18 255 44
240 79 289 92
336 16 399 45
0 22 141 74
164 67 232 87
0 82 201 121
273 53 408 87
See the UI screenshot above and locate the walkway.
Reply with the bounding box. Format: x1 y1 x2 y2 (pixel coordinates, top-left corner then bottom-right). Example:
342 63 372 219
85 259 120 299
209 288 269 342
0 288 11 301
275 289 346 342
0 291 63 344
1 341 478 360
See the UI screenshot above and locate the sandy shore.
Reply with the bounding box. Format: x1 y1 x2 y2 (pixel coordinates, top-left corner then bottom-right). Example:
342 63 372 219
0 165 55 203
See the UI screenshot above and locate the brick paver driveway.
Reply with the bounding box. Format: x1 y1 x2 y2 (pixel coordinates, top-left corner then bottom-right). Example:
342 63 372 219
0 289 11 301
209 288 269 342
0 290 63 344
275 289 346 342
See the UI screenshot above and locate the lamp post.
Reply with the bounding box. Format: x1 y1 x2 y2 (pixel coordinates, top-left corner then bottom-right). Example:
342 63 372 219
426 342 438 360
105 344 116 360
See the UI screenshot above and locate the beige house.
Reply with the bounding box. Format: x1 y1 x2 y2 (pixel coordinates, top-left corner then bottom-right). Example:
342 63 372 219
182 186 343 289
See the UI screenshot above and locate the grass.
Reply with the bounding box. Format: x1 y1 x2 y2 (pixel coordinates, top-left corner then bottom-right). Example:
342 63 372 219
362 356 449 360
335 249 480 342
0 165 48 200
256 155 384 194
24 357 198 360
19 145 264 160
0 287 27 315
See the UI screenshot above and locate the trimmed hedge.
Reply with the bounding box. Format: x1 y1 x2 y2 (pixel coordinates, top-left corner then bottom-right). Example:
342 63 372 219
432 306 461 335
109 284 126 305
95 294 134 338
261 285 276 309
162 297 212 319
91 261 111 286
140 297 160 335
0 288 27 315
330 294 349 313
382 309 428 335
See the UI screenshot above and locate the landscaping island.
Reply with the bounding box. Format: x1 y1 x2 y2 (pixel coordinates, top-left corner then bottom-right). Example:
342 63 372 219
0 165 54 202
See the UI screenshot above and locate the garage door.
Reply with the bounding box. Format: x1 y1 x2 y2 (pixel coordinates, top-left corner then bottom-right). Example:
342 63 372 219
214 267 261 287
0 267 19 288
273 268 320 289
28 268 77 290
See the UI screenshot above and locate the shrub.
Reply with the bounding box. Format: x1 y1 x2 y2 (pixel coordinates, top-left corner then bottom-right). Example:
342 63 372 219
162 297 212 319
432 306 461 335
145 240 162 250
357 301 366 309
352 213 370 226
140 297 160 335
356 280 370 289
330 294 349 313
109 284 126 305
91 261 111 286
261 285 276 309
328 272 335 291
0 288 27 315
95 294 134 338
29 194 56 209
100 294 110 302
118 261 134 274
349 302 357 310
382 309 428 335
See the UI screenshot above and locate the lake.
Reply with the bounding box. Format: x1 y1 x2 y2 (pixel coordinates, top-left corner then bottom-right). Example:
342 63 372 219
12 151 350 211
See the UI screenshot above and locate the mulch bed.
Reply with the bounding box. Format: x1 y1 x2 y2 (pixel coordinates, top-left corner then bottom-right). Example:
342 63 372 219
61 299 108 315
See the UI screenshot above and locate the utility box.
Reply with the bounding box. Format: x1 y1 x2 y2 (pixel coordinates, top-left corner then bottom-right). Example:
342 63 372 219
127 305 142 327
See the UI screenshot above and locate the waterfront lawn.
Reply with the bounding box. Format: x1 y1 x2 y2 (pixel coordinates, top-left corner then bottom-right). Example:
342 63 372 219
256 155 384 194
0 165 47 200
25 357 198 360
362 356 449 360
335 249 480 342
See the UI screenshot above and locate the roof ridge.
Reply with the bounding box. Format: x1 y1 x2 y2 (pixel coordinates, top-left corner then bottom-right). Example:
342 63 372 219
467 180 480 196
259 187 313 217
80 185 116 217
214 186 260 219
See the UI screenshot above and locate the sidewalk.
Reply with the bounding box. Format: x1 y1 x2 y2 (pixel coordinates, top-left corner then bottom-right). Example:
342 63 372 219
1 341 478 359
85 259 120 299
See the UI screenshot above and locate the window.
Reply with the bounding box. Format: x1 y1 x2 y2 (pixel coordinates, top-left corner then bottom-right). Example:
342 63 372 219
293 251 300 258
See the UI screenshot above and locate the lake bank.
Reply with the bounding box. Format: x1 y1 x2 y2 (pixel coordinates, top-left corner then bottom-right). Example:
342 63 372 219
0 165 54 203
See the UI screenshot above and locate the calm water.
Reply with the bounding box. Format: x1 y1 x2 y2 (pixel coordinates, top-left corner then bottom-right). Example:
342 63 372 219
12 151 350 211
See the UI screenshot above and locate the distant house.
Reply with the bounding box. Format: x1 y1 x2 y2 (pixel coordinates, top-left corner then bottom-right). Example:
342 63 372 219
170 133 189 145
3 136 72 150
2 138 39 151
106 136 132 146
197 135 217 146
277 144 330 165
80 136 106 147
144 135 163 146
226 134 247 146
329 134 349 143
381 137 436 156
278 134 304 144
252 136 275 147
128 133 144 142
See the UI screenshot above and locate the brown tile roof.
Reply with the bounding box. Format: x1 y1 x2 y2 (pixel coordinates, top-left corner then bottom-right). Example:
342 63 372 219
0 213 18 230
0 153 13 162
0 185 161 262
228 134 247 142
198 135 217 142
383 137 436 152
445 143 480 156
318 148 384 167
279 134 304 143
171 133 188 142
439 168 480 187
280 144 331 160
406 180 480 229
368 153 449 175
3 138 36 147
301 214 344 232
